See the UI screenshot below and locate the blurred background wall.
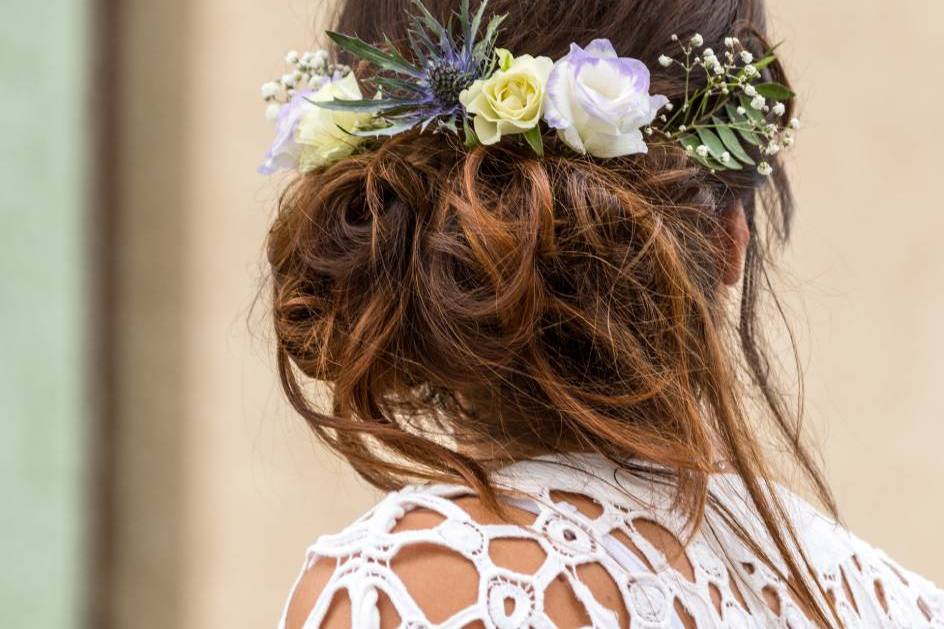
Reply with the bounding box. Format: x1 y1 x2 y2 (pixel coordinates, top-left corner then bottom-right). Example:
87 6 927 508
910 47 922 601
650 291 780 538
0 0 92 626
1 0 942 627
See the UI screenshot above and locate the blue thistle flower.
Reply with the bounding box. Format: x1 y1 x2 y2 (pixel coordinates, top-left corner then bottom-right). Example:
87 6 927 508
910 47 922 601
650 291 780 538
317 0 506 137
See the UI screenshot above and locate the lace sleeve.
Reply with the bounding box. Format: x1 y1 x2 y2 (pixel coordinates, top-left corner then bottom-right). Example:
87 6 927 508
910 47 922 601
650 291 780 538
278 485 667 628
278 471 944 629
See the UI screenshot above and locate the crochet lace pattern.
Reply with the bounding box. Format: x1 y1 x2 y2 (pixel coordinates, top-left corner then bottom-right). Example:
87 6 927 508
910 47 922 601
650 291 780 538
279 455 943 628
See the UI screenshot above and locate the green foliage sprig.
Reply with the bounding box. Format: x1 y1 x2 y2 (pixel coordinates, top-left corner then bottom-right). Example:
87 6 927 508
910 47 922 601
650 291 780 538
649 34 801 176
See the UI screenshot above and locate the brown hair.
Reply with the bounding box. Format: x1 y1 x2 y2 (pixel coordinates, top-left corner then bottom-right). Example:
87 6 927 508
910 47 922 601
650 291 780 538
268 0 838 624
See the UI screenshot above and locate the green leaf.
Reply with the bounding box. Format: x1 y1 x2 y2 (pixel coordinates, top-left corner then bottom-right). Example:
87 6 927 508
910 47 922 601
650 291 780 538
724 103 762 146
352 119 418 137
678 134 725 171
371 76 425 95
754 82 795 101
696 128 726 160
752 54 777 72
697 128 742 170
523 126 544 157
410 0 444 32
712 117 756 165
463 117 479 148
469 0 488 40
738 94 766 124
496 48 514 71
473 14 506 60
327 31 421 77
382 35 421 74
458 0 471 32
314 97 419 113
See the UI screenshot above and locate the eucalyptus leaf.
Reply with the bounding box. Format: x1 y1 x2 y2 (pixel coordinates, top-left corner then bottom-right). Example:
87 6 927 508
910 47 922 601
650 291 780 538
524 126 544 157
696 128 727 161
724 103 762 146
738 94 766 124
679 134 725 171
712 117 756 165
754 82 795 101
327 31 421 77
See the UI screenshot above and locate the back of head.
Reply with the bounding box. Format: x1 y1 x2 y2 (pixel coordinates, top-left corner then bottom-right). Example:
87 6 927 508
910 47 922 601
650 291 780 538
267 0 836 623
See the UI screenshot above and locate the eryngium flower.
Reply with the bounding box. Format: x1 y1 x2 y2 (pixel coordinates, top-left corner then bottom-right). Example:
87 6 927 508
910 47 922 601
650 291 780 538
317 0 505 136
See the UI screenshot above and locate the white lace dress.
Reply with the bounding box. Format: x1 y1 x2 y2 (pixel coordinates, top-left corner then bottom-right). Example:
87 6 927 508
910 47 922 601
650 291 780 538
279 454 943 628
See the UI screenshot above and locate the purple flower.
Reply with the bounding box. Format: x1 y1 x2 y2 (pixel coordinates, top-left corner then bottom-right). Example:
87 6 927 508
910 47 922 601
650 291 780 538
258 89 315 175
543 39 669 158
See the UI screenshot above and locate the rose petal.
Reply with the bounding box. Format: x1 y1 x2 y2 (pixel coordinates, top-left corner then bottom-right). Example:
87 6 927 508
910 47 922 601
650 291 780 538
585 128 648 158
584 39 619 59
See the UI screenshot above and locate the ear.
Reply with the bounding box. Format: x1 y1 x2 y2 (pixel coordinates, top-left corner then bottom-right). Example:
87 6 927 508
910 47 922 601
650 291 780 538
720 200 750 287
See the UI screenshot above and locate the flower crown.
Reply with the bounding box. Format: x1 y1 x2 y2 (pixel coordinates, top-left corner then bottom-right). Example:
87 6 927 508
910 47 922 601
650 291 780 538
259 0 799 178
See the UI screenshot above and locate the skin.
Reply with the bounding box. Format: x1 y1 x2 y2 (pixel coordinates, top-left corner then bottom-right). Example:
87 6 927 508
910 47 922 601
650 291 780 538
720 201 750 288
282 207 752 628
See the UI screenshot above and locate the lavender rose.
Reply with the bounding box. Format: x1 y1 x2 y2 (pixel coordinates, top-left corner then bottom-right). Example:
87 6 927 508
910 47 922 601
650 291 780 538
543 39 669 158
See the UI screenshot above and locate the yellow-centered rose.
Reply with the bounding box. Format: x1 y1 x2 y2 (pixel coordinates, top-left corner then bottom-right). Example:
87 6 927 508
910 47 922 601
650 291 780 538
296 73 374 172
459 49 554 145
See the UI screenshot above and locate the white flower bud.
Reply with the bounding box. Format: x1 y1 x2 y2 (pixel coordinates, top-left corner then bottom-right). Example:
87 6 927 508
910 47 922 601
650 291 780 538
665 102 674 111
757 162 773 176
743 84 757 97
314 49 329 63
308 75 324 89
703 48 715 57
765 142 781 156
281 73 297 87
659 54 673 67
721 151 732 164
772 102 786 116
690 33 704 47
736 106 747 116
261 81 280 99
265 103 282 121
696 145 710 157
285 50 300 65
751 95 766 110
714 65 725 75
671 34 679 42
744 64 759 78
724 37 738 48
740 51 754 64
790 117 801 129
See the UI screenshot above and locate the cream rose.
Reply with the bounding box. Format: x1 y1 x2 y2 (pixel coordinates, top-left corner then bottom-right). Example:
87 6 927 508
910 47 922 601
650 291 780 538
296 73 374 172
459 49 554 145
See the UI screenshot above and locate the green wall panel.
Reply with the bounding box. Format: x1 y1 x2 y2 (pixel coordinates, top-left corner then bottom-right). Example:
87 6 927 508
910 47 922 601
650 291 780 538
0 0 92 627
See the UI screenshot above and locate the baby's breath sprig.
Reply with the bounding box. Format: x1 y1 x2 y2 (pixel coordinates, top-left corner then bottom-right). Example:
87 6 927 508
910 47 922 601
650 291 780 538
260 49 352 120
650 34 799 177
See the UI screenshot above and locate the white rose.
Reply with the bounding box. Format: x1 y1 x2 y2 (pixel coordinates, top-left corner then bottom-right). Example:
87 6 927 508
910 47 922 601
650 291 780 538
296 73 373 172
543 39 669 158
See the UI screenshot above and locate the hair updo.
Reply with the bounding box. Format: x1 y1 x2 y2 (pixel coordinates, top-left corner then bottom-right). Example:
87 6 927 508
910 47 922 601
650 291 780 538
267 0 838 624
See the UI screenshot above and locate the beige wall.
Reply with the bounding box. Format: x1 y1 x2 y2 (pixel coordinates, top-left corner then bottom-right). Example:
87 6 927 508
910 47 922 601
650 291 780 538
111 0 944 627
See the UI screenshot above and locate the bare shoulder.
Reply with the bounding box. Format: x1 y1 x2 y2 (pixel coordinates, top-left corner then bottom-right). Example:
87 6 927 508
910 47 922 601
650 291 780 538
279 487 630 629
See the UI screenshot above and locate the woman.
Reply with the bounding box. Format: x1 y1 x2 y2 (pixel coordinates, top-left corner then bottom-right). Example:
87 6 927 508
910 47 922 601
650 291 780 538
261 0 943 626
